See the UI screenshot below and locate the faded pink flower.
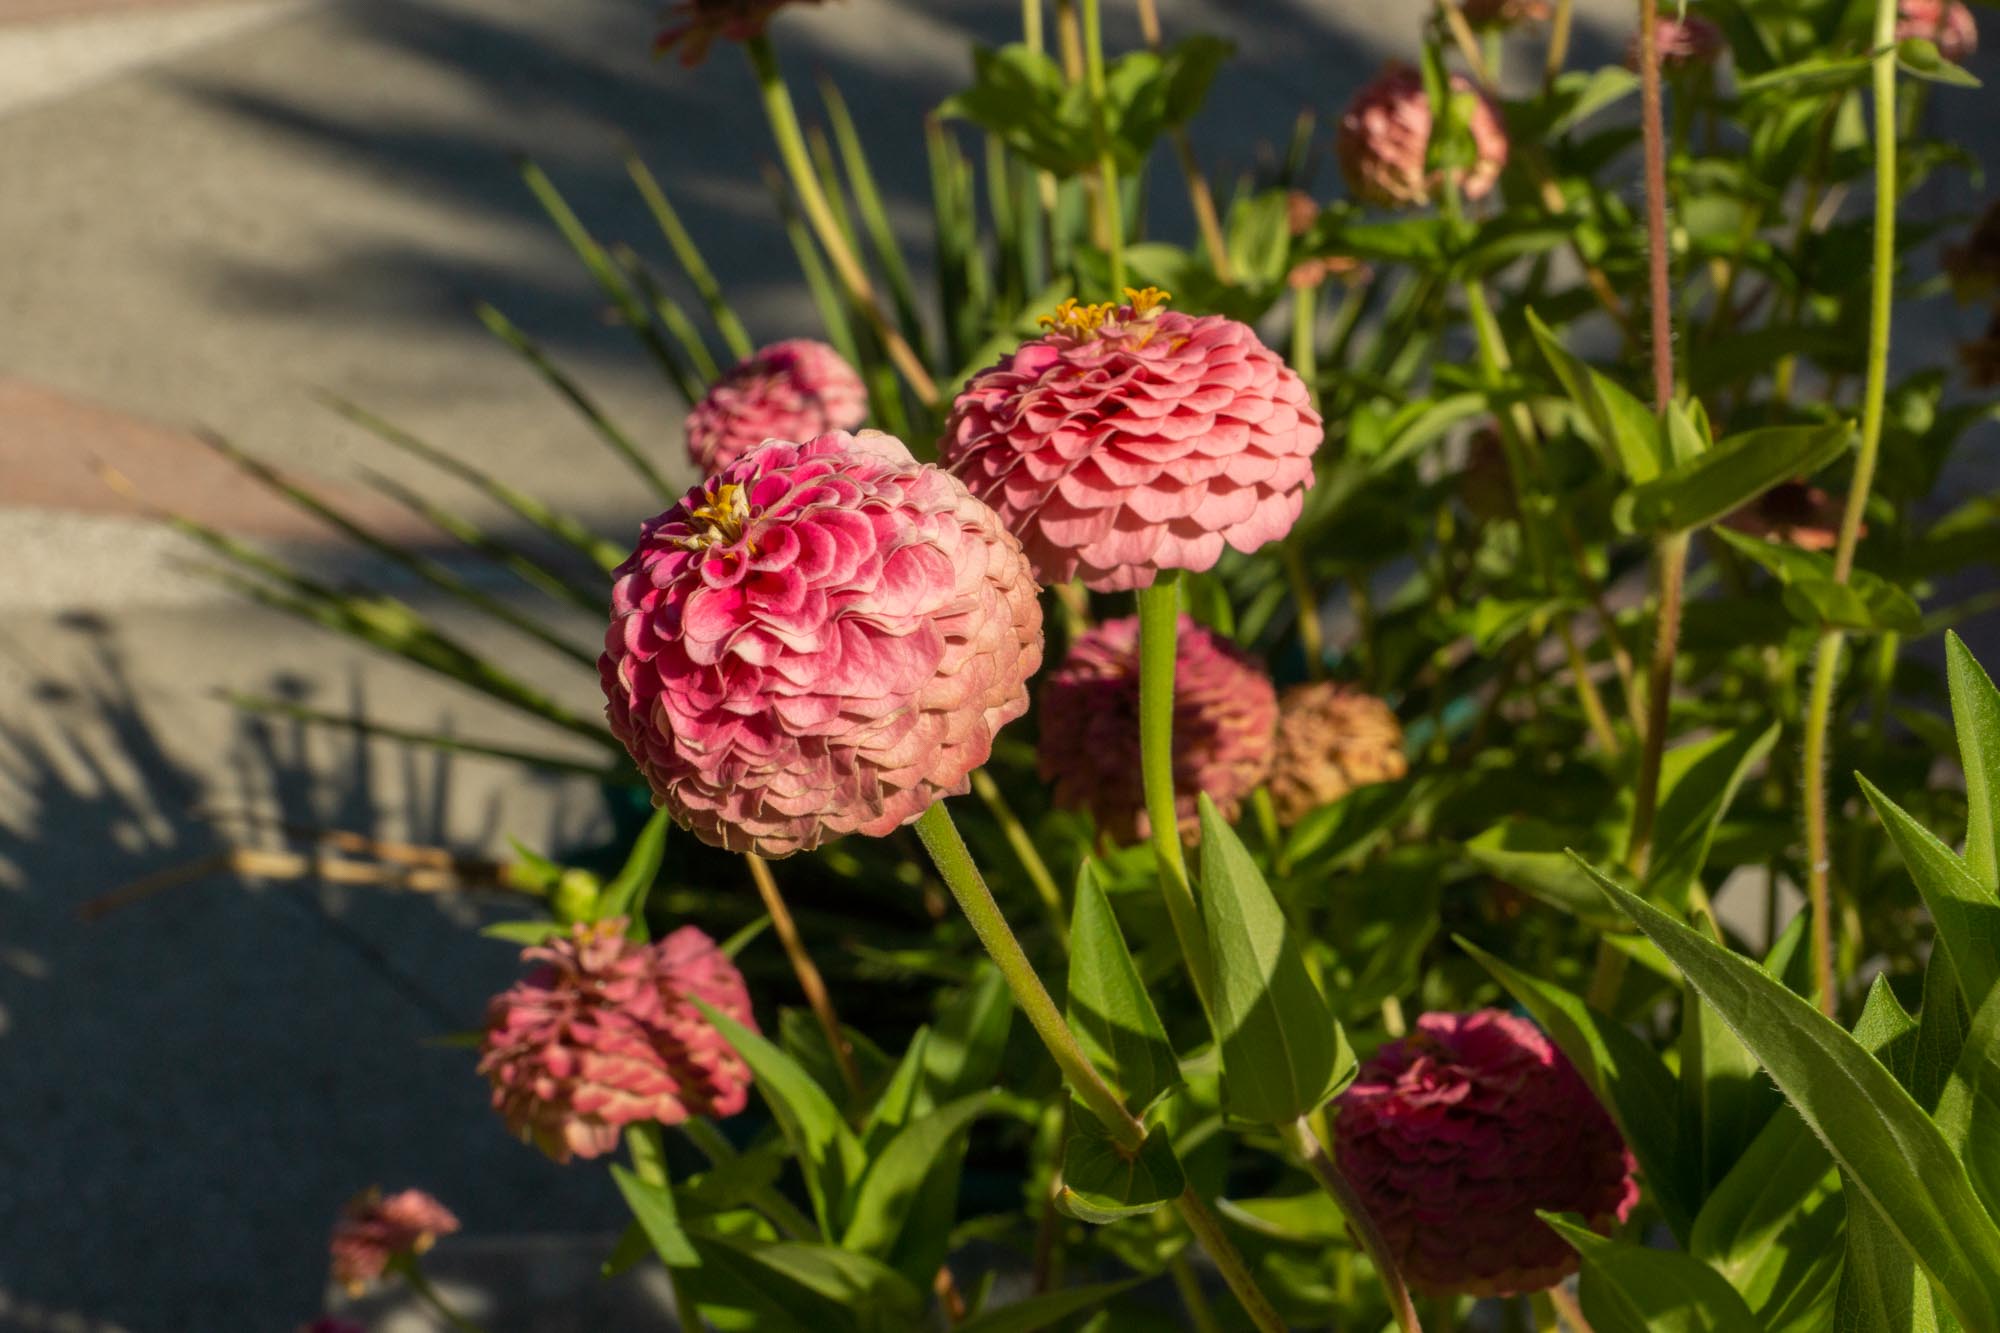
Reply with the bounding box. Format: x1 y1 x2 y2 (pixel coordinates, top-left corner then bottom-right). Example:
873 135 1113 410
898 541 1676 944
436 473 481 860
686 339 868 475
601 430 1042 855
1337 64 1509 210
1268 683 1408 827
1722 481 1853 552
479 920 756 1163
1461 0 1552 26
654 0 826 66
1899 0 1978 62
1629 14 1726 69
1037 615 1277 843
941 289 1321 593
1335 1010 1640 1297
328 1188 460 1295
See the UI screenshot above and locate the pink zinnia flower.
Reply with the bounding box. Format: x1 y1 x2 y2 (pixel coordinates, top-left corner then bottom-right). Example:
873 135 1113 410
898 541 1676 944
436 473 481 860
479 920 757 1162
1037 615 1277 843
1334 1010 1640 1297
1900 0 1978 62
686 339 868 475
328 1188 460 1295
941 289 1321 593
600 430 1043 855
1628 14 1726 69
1461 0 1552 27
1337 64 1509 210
654 0 826 66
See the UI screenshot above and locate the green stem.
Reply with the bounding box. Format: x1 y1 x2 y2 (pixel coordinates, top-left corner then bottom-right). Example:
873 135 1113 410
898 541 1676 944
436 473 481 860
1079 0 1125 289
971 767 1069 948
914 802 1140 1149
1167 1250 1225 1333
744 35 939 405
395 1261 489 1333
914 802 1288 1330
1173 1188 1290 1333
1280 1117 1421 1333
623 1125 705 1329
1801 0 1899 1020
1136 577 1215 1015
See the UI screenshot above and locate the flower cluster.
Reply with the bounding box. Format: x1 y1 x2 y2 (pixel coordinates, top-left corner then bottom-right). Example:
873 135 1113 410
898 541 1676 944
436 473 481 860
1335 1010 1640 1296
686 339 868 475
601 430 1042 855
1337 64 1509 210
1037 615 1277 842
942 289 1322 592
327 1188 460 1295
479 920 756 1162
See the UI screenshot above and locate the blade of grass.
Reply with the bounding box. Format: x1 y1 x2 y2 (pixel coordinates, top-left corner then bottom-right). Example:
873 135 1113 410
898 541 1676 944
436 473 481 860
820 75 932 366
612 243 721 384
624 150 756 361
226 691 627 779
356 467 606 614
766 164 861 369
475 302 676 502
319 394 627 574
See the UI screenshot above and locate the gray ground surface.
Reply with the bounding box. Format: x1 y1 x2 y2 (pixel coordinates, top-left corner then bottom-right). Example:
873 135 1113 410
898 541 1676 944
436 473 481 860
0 1 1993 1328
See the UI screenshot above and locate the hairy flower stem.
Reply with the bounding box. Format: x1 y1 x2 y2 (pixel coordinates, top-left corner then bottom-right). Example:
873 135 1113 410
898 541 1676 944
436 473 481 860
1136 576 1217 1015
913 802 1286 1331
1587 0 1683 1012
1802 0 1900 1016
745 853 863 1104
1280 1117 1422 1333
1080 0 1127 289
744 35 939 406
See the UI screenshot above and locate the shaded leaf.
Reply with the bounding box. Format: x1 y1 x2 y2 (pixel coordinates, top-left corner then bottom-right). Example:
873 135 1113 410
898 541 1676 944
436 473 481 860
1618 423 1853 534
1543 1212 1764 1333
1066 862 1182 1116
1858 775 2000 1012
955 1278 1143 1333
1059 1113 1185 1224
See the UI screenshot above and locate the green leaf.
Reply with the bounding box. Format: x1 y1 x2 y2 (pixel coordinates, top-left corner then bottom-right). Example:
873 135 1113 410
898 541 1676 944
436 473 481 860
1736 53 1872 100
1542 1213 1765 1333
687 1231 928 1333
1645 725 1781 911
1679 972 1779 1199
1913 946 1971 1111
598 807 669 933
1617 423 1853 534
1458 937 1695 1240
1462 818 1623 923
1527 308 1663 482
1586 867 2000 1329
860 1027 930 1156
1857 775 2000 1012
1689 1104 1841 1320
842 1093 995 1280
1947 632 2000 890
1058 1112 1185 1224
479 919 568 946
1934 984 2000 1225
921 963 1013 1112
1157 34 1233 127
1066 863 1182 1116
1715 529 1924 634
610 1165 700 1268
1897 37 1982 88
1198 795 1341 1123
954 1279 1143 1333
692 999 863 1241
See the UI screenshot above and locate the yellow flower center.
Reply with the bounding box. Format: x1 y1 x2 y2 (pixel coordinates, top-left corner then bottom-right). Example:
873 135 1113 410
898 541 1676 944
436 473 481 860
1037 286 1173 339
677 481 752 549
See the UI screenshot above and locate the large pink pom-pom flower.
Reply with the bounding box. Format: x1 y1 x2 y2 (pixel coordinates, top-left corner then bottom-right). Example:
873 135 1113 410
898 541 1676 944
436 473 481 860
686 339 868 475
328 1188 460 1295
601 430 1043 855
479 920 756 1163
1334 1010 1640 1297
1337 63 1509 210
654 0 825 66
1037 614 1277 843
1899 0 1977 62
941 289 1321 593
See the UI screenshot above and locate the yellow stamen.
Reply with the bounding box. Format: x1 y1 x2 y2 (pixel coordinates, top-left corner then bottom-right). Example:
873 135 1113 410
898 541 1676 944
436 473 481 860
678 481 751 549
1036 287 1173 339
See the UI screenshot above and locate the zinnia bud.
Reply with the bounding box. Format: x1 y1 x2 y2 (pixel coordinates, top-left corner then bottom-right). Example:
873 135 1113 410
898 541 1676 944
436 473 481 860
1629 14 1726 69
654 0 825 66
1899 0 1977 63
1460 0 1552 27
686 339 868 475
1267 682 1408 827
1721 481 1853 552
479 920 757 1162
1334 1010 1640 1297
328 1188 460 1295
1337 64 1509 210
1037 614 1277 843
601 430 1042 856
942 288 1322 592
